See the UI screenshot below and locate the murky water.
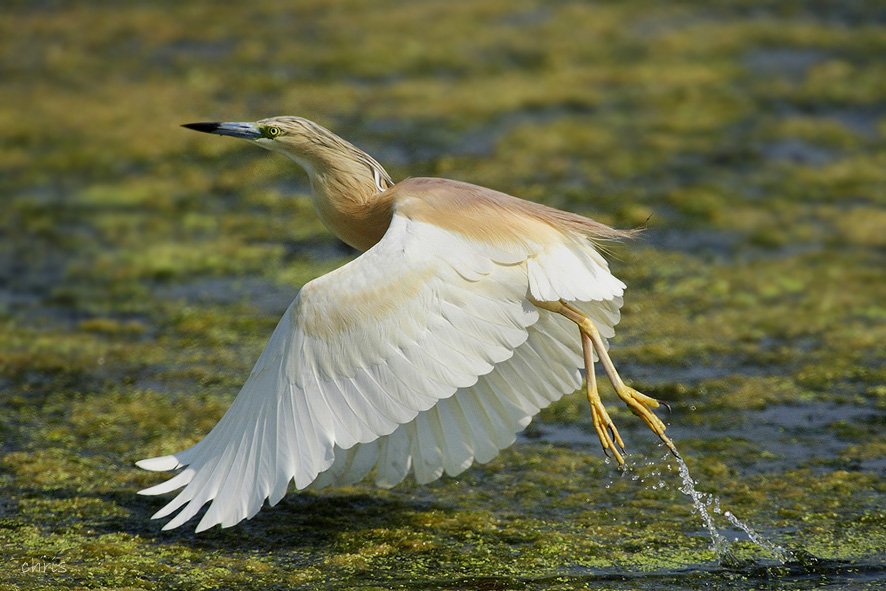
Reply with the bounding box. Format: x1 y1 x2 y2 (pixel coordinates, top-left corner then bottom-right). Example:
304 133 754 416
521 559 886 591
520 419 885 590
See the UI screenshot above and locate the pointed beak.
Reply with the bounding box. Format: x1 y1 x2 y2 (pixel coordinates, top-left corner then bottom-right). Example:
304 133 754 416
182 121 262 139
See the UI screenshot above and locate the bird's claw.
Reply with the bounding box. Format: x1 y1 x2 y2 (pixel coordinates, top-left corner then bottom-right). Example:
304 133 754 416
616 384 679 459
588 395 626 465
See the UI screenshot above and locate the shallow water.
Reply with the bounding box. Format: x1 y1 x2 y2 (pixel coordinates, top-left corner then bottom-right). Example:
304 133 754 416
2 1 885 589
521 413 885 589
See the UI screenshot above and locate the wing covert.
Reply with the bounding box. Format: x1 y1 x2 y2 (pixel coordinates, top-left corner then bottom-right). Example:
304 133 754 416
138 213 541 531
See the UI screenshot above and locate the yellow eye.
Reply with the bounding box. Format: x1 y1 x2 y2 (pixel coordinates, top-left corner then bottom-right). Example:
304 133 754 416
267 126 281 138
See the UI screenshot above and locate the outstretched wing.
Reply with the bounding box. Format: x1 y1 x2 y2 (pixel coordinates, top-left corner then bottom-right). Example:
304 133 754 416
138 212 547 531
137 193 627 532
306 297 621 491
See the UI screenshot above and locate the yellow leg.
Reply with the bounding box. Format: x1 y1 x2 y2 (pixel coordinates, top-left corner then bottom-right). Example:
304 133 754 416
533 298 679 463
581 330 625 464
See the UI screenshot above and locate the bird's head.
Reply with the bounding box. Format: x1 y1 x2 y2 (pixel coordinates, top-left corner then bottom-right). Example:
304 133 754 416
183 115 396 250
182 116 393 195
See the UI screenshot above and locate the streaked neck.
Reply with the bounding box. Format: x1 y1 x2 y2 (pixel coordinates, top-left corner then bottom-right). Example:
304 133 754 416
283 143 396 252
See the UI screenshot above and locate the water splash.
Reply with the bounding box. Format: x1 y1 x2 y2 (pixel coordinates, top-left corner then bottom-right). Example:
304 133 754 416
597 432 795 566
672 452 733 562
724 510 794 563
667 447 792 567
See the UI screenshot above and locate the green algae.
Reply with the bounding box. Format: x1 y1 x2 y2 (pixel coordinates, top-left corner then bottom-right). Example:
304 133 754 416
2 0 886 589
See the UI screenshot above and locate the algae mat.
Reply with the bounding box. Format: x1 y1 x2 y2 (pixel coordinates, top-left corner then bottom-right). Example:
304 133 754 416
2 1 885 589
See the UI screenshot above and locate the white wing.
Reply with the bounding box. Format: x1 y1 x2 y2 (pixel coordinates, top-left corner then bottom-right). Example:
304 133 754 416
306 297 621 491
137 212 624 531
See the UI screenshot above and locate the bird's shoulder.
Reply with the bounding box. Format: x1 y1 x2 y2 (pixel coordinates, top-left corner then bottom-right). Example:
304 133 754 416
384 177 629 247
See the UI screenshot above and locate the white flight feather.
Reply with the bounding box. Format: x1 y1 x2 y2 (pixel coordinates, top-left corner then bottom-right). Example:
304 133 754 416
138 212 625 531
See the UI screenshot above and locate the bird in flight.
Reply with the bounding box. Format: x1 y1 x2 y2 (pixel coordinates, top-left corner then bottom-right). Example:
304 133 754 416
137 116 677 532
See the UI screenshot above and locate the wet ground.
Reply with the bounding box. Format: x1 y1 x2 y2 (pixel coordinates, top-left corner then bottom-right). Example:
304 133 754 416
2 1 885 589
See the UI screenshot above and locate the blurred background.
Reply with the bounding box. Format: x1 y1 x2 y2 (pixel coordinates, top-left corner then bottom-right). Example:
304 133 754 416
2 1 885 589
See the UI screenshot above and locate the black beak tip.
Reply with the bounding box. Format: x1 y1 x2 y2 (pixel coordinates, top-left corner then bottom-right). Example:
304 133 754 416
182 122 221 134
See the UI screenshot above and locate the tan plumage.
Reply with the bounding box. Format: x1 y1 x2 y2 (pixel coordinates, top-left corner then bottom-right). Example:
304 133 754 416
137 116 676 532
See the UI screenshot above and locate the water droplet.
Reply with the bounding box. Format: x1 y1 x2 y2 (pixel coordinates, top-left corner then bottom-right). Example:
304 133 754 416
723 509 794 563
674 453 731 559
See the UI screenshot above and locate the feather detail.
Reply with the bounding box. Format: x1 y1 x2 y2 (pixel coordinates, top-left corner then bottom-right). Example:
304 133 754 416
138 190 626 531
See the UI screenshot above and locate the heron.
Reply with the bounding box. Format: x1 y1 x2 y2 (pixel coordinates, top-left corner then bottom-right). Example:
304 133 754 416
137 116 677 532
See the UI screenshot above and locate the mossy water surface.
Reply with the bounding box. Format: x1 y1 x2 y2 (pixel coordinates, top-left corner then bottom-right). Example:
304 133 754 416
2 1 885 589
